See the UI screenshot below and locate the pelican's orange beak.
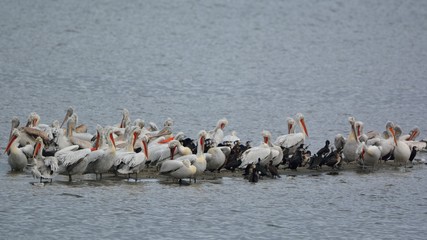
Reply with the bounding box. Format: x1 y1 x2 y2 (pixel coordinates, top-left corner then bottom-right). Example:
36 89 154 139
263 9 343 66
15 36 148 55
264 136 268 144
33 141 42 158
287 123 293 134
5 135 17 154
110 133 116 148
389 127 397 145
301 119 309 137
159 137 174 144
143 140 148 159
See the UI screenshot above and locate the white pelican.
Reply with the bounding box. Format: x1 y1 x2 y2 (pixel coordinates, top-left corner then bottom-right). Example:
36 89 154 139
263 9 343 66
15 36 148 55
390 124 411 167
4 129 34 171
239 131 273 169
274 113 309 156
205 145 228 173
399 126 420 141
342 117 361 163
162 130 207 182
356 141 381 169
115 134 149 180
367 122 396 161
30 137 59 182
207 118 228 146
159 159 196 184
60 106 87 133
149 139 192 167
84 128 117 180
65 117 92 149
263 130 283 166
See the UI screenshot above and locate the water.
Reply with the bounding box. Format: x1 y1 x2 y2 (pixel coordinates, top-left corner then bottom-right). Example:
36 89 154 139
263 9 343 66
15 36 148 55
1 0 427 239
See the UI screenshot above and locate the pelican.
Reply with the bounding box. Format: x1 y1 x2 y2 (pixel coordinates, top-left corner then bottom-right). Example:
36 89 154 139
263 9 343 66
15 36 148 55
84 128 117 180
30 137 59 182
274 113 309 157
149 138 192 167
60 106 87 133
4 129 34 171
116 134 149 180
65 117 92 149
389 124 411 167
207 118 228 146
205 145 228 173
239 131 274 169
342 117 361 163
176 130 207 176
159 159 196 184
263 130 283 166
400 126 420 141
367 122 396 161
356 141 381 169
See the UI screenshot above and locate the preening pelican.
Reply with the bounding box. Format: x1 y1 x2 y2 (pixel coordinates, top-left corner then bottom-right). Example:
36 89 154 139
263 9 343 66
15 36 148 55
356 141 381 169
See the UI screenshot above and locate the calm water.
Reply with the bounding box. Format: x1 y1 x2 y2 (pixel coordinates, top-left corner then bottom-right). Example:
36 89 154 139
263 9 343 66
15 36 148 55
1 0 427 239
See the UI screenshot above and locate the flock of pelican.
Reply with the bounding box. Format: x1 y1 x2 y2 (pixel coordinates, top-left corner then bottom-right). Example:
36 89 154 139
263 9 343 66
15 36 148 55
3 107 427 184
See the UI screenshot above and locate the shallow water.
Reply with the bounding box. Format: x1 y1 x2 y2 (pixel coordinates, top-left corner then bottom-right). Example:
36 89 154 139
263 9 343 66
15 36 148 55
1 0 427 239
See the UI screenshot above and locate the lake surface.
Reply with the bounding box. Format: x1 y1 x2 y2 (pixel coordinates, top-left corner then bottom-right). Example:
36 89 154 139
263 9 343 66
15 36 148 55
1 0 427 239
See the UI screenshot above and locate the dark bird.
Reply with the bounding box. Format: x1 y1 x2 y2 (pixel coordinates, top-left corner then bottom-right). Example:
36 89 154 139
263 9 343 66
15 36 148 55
256 158 269 178
409 146 418 162
267 160 281 178
316 140 330 158
288 148 304 170
248 164 259 183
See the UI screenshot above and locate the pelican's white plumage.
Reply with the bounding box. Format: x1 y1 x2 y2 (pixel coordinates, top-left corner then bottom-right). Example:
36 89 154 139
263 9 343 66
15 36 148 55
274 113 309 156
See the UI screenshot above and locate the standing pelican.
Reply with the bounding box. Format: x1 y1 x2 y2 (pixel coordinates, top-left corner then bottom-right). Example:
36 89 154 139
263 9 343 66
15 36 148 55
274 113 309 157
116 135 149 180
4 129 34 171
84 128 117 180
60 106 87 133
342 117 360 163
389 124 411 167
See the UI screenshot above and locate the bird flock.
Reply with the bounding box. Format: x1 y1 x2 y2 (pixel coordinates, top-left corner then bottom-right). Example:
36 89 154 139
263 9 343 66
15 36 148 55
4 107 427 184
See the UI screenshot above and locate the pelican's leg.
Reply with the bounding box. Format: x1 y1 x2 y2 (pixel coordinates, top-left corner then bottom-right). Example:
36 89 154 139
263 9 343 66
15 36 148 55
68 175 72 182
99 173 102 180
135 173 138 182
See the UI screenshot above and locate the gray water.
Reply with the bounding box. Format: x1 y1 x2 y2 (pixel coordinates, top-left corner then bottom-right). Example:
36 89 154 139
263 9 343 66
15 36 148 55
1 0 427 239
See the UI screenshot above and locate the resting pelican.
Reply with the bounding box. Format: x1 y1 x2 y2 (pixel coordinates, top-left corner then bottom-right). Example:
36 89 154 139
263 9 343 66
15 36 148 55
274 113 309 157
30 137 59 182
84 128 117 180
342 117 360 163
367 122 396 161
356 141 381 169
390 124 411 167
60 106 87 133
205 145 228 173
5 129 34 171
116 134 149 180
149 138 192 167
159 159 196 184
65 117 92 149
239 131 273 169
163 130 207 181
207 118 228 146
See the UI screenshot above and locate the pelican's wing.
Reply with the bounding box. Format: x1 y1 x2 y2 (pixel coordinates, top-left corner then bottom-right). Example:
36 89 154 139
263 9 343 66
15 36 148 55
175 154 197 164
159 160 183 174
55 145 79 157
58 149 91 166
277 133 305 149
239 146 271 168
20 144 34 159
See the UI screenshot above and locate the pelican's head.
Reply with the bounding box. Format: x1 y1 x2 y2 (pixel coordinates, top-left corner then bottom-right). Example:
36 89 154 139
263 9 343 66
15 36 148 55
217 118 228 130
261 130 271 144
